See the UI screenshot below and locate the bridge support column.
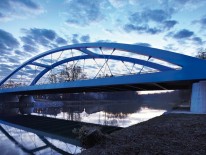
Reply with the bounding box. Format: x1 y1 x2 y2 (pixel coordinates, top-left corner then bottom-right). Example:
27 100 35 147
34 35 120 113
191 81 206 113
0 94 19 103
0 95 19 115
19 95 35 115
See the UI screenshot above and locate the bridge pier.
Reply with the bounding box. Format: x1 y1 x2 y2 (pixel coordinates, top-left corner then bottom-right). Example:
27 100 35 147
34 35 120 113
0 94 19 103
19 95 35 115
0 95 19 115
191 81 206 113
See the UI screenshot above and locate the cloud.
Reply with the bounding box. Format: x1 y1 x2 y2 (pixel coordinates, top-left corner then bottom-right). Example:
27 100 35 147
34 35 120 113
124 24 162 34
174 0 204 5
108 0 128 8
80 35 90 43
135 42 152 47
69 34 91 44
21 28 68 51
164 44 178 52
0 64 15 77
23 44 37 53
97 39 114 43
172 29 194 39
198 17 206 28
16 0 39 9
0 53 22 77
142 9 170 23
0 12 5 18
147 27 163 34
192 37 203 45
0 30 24 79
21 28 56 51
161 0 206 12
65 0 106 26
15 50 32 58
128 9 174 24
56 37 67 45
7 57 21 64
193 16 206 29
21 36 36 46
0 29 19 55
70 34 79 44
124 9 177 34
167 29 204 45
14 50 22 55
163 20 178 30
0 0 43 21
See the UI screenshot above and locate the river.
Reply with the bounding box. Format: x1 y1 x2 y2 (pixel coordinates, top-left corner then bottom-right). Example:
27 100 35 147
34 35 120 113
0 94 189 154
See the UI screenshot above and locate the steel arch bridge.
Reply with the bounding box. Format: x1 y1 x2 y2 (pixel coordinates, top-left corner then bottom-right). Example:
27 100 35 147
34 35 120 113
1 42 206 94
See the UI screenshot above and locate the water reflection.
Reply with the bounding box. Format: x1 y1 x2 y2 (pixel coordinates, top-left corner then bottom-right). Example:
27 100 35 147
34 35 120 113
0 123 82 155
0 91 187 154
33 101 167 127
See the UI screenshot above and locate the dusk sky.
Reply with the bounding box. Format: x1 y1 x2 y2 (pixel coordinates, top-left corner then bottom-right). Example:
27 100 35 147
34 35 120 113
0 0 206 81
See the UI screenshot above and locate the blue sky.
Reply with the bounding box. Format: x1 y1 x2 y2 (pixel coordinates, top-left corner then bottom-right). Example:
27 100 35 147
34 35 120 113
0 0 206 80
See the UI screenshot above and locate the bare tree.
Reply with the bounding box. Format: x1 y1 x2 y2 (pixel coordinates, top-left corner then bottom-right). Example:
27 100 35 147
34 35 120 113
49 65 87 83
60 65 87 82
49 74 57 83
196 48 206 60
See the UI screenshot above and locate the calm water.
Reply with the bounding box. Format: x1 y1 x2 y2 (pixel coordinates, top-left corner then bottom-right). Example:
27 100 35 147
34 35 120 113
0 124 82 154
33 105 166 127
0 98 177 154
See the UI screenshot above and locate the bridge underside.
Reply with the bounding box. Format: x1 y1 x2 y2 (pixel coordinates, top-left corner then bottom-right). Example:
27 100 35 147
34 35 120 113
28 81 195 95
1 80 196 95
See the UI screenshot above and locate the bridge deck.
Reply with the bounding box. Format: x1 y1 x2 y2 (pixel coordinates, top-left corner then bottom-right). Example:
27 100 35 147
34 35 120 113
0 115 122 147
0 79 196 95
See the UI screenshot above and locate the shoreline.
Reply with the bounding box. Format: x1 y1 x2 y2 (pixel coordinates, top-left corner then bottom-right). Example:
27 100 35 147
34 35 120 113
80 113 206 155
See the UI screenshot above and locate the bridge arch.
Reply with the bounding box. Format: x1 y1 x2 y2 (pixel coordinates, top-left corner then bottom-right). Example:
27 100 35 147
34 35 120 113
31 54 174 85
1 42 206 88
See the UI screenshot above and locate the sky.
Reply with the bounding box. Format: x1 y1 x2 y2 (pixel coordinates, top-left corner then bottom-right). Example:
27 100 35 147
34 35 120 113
0 0 206 82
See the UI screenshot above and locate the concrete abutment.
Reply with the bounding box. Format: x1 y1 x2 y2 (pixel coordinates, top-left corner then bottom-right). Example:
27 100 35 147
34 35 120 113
191 81 206 113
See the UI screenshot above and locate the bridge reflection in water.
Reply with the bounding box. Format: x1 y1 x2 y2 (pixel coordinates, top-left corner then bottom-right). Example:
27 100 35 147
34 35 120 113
0 123 82 155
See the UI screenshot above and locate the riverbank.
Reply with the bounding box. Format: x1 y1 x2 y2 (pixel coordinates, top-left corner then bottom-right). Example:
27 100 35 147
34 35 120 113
80 113 206 155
